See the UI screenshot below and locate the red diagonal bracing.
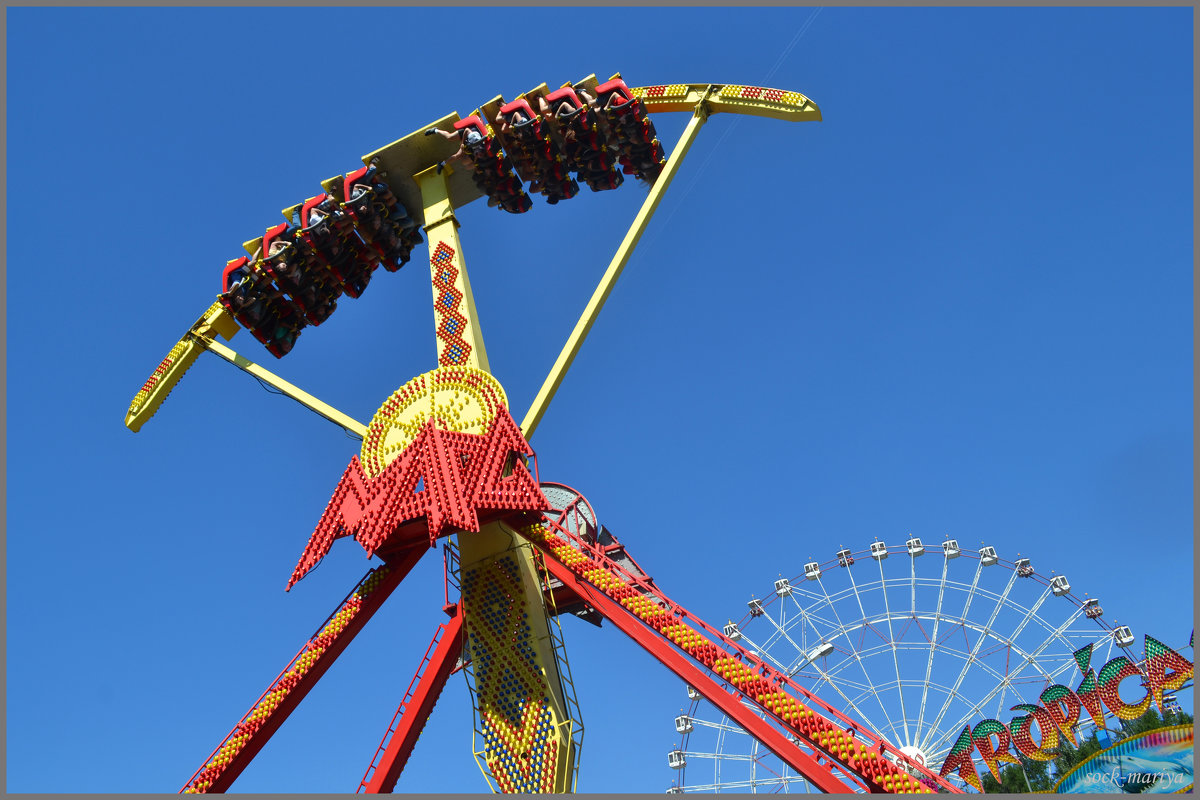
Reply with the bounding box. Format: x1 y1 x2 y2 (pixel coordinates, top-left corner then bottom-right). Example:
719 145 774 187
181 546 425 793
538 555 858 793
520 518 963 794
359 611 464 793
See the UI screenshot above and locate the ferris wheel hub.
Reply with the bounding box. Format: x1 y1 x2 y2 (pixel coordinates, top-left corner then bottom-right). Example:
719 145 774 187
899 745 929 769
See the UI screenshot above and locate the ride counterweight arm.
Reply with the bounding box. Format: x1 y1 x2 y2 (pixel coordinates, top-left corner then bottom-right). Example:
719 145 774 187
515 518 963 794
181 548 422 793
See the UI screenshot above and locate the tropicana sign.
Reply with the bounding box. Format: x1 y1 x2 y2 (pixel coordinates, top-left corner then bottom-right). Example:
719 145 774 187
938 634 1193 791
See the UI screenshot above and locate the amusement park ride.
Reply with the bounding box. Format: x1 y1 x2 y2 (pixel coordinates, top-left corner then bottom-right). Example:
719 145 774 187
127 73 1188 795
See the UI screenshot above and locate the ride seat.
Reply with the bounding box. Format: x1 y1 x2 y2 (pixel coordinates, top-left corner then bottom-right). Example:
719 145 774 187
343 166 375 201
499 98 537 124
595 78 633 107
545 86 583 113
300 194 328 228
222 257 253 294
262 222 291 255
454 116 489 138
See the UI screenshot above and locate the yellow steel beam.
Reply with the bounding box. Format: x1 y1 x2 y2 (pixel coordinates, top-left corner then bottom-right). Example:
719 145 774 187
125 302 239 432
519 93 713 440
128 80 818 436
201 338 367 438
125 301 367 438
459 521 577 793
415 164 490 372
631 82 821 122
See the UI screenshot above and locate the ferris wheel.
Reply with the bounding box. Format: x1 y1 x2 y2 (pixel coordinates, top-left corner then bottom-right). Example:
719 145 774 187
668 537 1139 793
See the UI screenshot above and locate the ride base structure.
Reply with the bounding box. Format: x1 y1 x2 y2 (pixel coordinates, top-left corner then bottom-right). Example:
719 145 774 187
127 73 963 794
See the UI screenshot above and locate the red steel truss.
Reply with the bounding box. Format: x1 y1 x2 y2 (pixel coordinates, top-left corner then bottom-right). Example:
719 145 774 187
182 472 965 793
180 545 424 793
359 612 465 793
519 504 962 794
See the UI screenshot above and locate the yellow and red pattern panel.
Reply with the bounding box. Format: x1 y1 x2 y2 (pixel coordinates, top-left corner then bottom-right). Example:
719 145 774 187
182 566 403 793
462 551 572 793
631 83 819 121
520 520 941 794
127 338 200 432
430 242 473 367
125 301 237 432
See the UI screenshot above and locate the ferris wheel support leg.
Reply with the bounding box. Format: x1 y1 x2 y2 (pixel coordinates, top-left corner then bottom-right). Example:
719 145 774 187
520 98 713 440
359 611 465 793
180 547 423 794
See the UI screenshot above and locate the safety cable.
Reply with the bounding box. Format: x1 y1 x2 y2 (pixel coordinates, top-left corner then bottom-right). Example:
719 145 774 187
228 358 363 441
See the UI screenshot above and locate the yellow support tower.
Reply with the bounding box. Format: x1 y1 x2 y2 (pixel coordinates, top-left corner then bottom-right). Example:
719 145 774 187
129 76 821 794
365 112 582 791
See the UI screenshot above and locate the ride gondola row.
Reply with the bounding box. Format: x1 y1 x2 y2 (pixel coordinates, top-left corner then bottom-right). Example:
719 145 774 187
217 75 668 359
218 167 422 358
432 77 667 212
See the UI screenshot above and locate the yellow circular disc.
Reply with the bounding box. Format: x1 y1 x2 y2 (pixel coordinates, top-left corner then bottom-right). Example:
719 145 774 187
360 366 508 478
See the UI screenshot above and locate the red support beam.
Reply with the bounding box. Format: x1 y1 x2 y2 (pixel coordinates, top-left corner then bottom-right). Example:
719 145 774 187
522 516 962 794
538 554 861 793
181 545 426 793
359 610 464 793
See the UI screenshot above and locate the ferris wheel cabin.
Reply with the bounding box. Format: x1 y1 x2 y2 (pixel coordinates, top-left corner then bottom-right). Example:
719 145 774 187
1113 625 1136 648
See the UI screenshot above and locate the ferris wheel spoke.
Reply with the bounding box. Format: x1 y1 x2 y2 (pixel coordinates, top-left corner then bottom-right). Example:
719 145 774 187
910 553 918 615
693 717 756 736
836 566 907 741
812 575 904 739
913 556 949 745
875 554 911 746
684 750 761 762
1002 584 1052 645
800 643 897 744
750 607 814 675
678 544 1129 794
937 602 1092 743
919 564 1018 751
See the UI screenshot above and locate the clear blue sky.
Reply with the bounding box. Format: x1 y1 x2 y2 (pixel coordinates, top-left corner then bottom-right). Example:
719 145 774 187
6 7 1192 794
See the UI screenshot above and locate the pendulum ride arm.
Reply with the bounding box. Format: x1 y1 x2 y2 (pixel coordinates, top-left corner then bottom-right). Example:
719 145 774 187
358 610 465 793
180 546 423 794
125 301 367 437
413 162 490 372
519 83 821 440
518 518 964 794
372 155 579 792
519 98 709 439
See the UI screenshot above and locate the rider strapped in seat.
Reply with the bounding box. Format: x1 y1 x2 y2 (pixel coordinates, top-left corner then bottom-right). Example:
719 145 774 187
219 256 305 358
594 78 665 184
260 223 341 326
340 166 421 272
295 191 377 298
595 78 647 122
453 115 532 214
541 86 623 193
496 98 579 206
